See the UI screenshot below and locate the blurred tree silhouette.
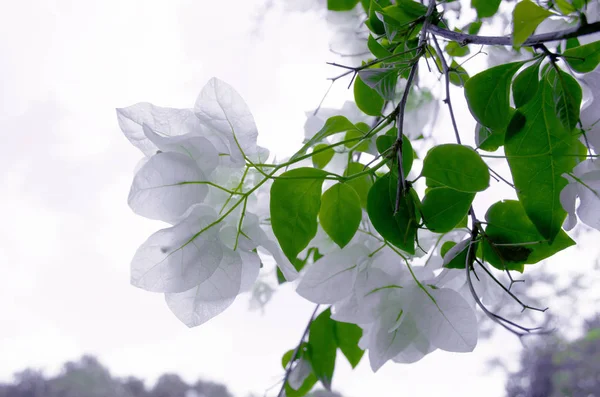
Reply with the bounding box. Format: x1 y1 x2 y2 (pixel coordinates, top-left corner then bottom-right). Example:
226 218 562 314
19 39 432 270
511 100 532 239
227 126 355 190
506 315 600 397
0 356 233 397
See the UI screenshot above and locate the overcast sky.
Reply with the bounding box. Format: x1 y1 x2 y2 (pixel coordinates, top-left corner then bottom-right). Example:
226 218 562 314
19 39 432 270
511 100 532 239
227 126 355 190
1 1 599 396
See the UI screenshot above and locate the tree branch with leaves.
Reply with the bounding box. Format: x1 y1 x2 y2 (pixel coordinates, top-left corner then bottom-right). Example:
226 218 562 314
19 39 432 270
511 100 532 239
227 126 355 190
117 0 600 395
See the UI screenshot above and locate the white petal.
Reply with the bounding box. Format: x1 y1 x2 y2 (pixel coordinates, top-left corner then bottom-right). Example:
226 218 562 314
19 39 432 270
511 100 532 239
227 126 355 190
194 78 258 164
239 251 261 293
354 266 401 301
296 245 368 304
288 359 311 390
576 171 600 230
128 152 208 223
131 205 223 293
244 224 299 281
442 238 470 268
392 333 436 364
116 104 200 156
560 182 579 231
580 69 600 152
331 291 381 325
368 311 418 372
164 247 243 327
142 124 219 174
409 287 478 353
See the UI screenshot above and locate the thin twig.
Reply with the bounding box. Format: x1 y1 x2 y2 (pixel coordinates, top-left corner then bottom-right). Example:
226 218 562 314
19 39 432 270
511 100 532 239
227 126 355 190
277 305 320 397
431 34 461 144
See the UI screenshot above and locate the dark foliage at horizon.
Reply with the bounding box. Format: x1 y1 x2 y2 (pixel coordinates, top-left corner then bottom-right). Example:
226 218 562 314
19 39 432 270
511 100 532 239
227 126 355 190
506 315 600 397
0 355 233 397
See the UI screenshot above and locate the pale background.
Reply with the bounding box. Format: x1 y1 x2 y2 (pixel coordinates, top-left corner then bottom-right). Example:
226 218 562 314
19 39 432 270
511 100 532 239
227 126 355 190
1 1 598 396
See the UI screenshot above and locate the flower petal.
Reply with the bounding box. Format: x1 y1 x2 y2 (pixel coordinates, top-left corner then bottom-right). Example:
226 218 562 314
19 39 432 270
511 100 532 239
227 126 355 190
131 205 223 293
576 171 600 230
368 311 418 372
409 287 478 353
194 78 258 165
128 152 208 223
164 247 242 327
116 104 201 156
296 245 368 304
560 181 579 231
142 124 219 174
392 333 436 364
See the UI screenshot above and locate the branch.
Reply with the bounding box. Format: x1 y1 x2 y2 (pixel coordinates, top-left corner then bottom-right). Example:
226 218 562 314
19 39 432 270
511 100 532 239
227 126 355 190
431 34 461 144
277 305 320 397
429 21 600 47
393 0 437 213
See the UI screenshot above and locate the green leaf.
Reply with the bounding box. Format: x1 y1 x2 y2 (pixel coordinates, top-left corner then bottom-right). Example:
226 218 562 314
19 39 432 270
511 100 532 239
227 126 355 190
466 21 482 35
312 144 335 169
394 0 428 17
392 40 420 79
471 0 501 18
293 116 357 160
354 74 385 116
366 0 386 35
505 77 586 241
281 343 317 397
367 173 419 254
270 168 328 262
344 162 374 208
358 68 399 100
367 35 392 58
449 61 470 86
475 108 515 152
282 344 308 369
475 124 503 152
465 61 525 130
327 0 359 11
547 67 582 132
308 309 338 390
555 0 577 14
512 60 541 108
422 144 490 192
512 0 553 46
421 188 474 233
563 40 600 73
443 239 477 269
446 41 470 57
319 183 362 248
285 374 318 397
344 129 371 152
333 320 364 368
481 200 575 271
441 241 456 258
375 132 413 177
565 37 580 50
360 0 370 12
376 3 426 42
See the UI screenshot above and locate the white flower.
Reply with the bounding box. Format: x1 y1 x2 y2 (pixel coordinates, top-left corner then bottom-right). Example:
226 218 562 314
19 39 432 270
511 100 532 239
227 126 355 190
560 159 600 231
298 233 478 371
296 244 370 304
119 78 293 327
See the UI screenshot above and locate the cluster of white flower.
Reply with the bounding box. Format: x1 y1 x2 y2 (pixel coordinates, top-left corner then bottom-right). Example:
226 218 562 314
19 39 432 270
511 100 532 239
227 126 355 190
117 78 298 327
294 225 504 371
118 65 600 373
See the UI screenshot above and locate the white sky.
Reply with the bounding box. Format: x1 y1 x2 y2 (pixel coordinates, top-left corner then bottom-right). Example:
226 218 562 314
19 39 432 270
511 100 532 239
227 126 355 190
1 1 599 396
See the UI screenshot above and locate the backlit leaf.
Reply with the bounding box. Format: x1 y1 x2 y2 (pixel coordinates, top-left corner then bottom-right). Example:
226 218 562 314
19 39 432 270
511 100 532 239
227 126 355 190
270 168 328 262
